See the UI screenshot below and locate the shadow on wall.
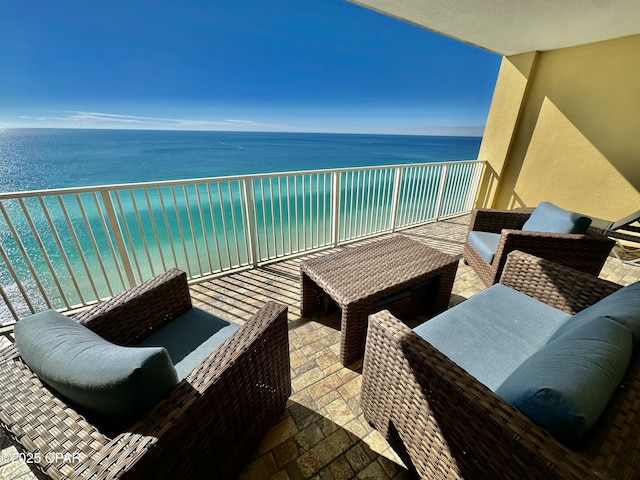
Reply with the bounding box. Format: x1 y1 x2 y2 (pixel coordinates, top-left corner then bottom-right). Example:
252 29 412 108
475 164 526 209
493 36 640 215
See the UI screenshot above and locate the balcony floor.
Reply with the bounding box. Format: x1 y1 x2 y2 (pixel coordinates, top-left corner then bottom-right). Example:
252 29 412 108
2 214 639 480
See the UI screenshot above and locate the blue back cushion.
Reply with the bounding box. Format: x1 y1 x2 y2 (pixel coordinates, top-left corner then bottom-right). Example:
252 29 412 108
496 316 632 444
522 202 592 234
14 310 179 422
550 281 640 344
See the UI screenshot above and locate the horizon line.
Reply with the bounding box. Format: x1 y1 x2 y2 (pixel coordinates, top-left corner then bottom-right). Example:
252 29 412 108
0 125 484 138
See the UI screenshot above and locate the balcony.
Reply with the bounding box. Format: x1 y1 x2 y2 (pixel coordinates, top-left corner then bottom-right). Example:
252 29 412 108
1 193 638 478
2 2 639 477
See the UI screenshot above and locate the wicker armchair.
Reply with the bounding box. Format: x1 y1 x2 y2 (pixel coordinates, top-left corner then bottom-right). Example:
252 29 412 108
0 269 291 479
462 208 615 286
361 251 640 479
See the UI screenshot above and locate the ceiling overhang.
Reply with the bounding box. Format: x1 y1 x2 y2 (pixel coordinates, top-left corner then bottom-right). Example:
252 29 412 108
349 0 640 56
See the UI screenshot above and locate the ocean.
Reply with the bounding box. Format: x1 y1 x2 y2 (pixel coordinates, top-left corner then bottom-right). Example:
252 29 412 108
0 128 482 322
0 128 481 192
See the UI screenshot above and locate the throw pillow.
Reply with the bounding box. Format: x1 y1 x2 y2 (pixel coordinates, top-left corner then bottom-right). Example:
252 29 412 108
14 309 179 423
522 201 592 234
496 315 632 444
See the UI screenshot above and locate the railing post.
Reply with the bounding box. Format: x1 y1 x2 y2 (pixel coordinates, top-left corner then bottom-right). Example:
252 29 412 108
389 167 403 232
435 163 451 221
466 161 485 212
100 190 136 288
242 178 259 268
330 171 342 247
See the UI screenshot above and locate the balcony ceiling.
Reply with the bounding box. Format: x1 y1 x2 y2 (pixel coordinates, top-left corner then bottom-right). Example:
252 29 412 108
349 0 640 55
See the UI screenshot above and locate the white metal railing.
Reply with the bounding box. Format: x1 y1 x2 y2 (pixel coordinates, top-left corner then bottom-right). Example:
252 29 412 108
0 160 484 323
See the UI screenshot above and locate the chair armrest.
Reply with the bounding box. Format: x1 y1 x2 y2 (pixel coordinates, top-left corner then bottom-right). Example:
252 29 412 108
361 310 595 479
500 251 620 314
492 229 615 280
73 268 192 345
0 344 112 480
468 208 531 233
91 302 290 479
0 303 289 480
499 229 615 250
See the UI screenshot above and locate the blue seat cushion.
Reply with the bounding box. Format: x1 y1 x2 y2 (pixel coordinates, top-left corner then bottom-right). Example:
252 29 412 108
14 310 179 422
549 281 640 344
138 307 239 380
522 201 592 234
496 316 632 444
413 284 571 391
467 231 501 264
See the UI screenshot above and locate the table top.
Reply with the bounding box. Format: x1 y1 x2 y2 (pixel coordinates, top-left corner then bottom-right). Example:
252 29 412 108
301 235 458 304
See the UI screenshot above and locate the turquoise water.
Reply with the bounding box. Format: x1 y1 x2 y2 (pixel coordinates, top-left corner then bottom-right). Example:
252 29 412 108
0 128 481 192
0 129 481 322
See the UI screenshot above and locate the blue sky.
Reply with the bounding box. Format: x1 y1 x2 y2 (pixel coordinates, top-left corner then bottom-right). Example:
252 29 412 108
0 0 501 135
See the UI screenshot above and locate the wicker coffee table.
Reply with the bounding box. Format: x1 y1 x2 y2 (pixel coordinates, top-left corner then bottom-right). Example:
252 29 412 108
300 235 458 366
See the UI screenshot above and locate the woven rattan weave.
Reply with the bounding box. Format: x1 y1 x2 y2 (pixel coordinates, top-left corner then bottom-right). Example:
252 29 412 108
361 251 639 479
300 235 458 366
462 208 615 286
0 269 291 479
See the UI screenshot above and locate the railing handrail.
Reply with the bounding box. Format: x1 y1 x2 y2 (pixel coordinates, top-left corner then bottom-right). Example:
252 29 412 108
0 159 484 199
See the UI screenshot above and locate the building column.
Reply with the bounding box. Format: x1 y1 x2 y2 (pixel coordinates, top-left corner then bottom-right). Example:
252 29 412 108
475 51 539 208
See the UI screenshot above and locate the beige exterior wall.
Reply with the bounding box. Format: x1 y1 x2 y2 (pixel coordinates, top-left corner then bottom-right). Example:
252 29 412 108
477 34 640 222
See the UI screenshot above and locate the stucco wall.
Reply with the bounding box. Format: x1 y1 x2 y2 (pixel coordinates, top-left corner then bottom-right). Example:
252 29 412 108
477 34 640 222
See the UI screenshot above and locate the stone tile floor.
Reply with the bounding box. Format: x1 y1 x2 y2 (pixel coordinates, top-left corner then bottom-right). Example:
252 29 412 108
1 214 639 480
